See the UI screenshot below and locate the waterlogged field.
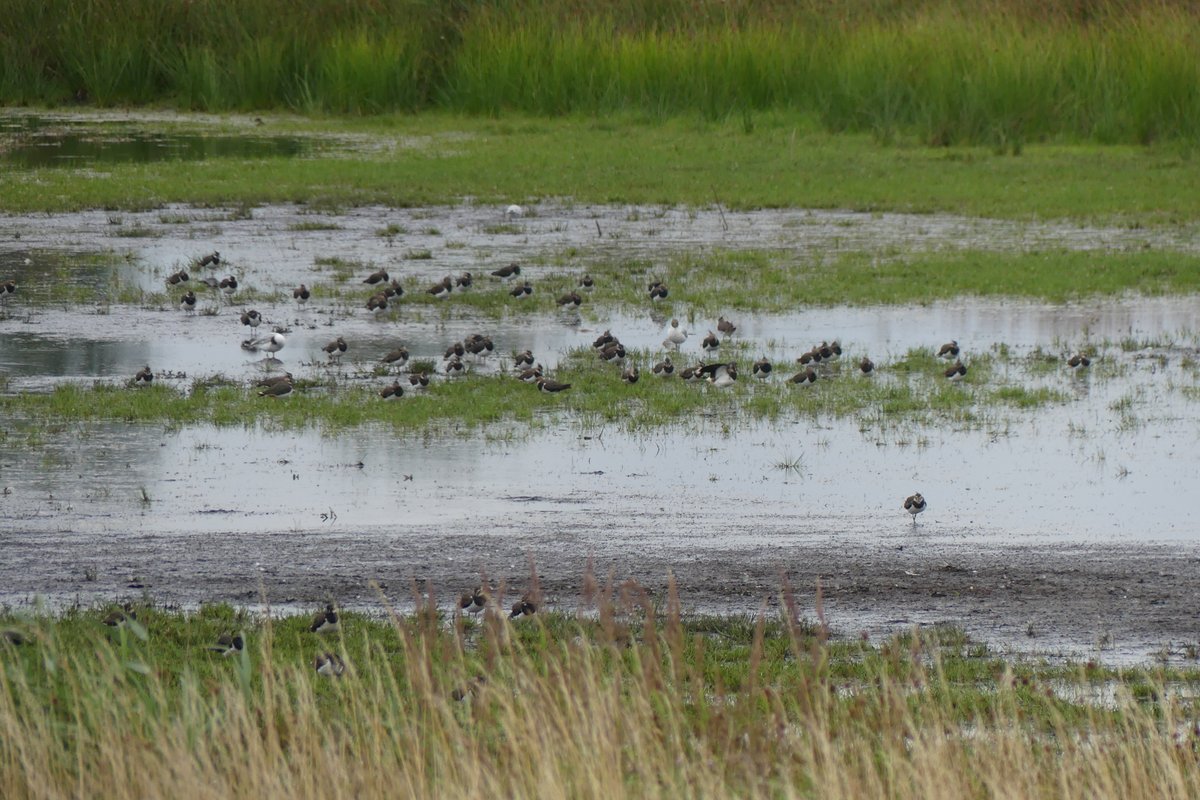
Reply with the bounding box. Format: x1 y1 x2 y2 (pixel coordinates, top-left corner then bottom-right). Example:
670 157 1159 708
2 109 1200 797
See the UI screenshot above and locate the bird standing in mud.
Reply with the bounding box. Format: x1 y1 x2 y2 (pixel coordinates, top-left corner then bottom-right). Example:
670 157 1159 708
904 493 927 524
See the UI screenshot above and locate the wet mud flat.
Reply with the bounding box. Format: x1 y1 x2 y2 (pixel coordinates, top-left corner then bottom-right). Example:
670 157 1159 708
2 515 1197 666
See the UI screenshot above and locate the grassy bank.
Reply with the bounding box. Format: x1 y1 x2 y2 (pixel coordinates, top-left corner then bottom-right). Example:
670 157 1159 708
5 113 1200 221
2 599 1199 798
3 0 1200 146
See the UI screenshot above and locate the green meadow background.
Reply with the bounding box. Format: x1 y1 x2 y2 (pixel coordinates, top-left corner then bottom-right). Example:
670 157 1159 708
3 0 1199 145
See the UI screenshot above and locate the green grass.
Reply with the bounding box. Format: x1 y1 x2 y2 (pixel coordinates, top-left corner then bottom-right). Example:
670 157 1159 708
6 114 1200 224
6 0 1200 146
2 600 1200 798
0 348 1071 432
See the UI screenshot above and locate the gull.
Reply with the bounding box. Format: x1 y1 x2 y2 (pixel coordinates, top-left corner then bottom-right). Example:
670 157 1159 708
663 319 688 350
242 332 286 360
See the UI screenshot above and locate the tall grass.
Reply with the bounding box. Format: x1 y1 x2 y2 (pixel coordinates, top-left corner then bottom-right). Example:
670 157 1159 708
3 0 1200 143
2 589 1199 798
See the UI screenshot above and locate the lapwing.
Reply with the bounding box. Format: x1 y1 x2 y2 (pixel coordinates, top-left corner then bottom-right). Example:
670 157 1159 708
133 366 154 385
648 281 668 301
180 290 197 314
103 606 136 628
465 338 494 359
444 341 465 360
797 349 818 365
537 377 572 393
240 309 262 329
322 336 348 361
293 284 310 306
241 331 285 359
314 651 345 677
517 365 544 383
455 272 472 290
557 290 582 307
219 276 238 298
509 594 538 620
0 280 14 296
679 364 706 382
622 366 640 384
717 316 737 336
944 360 967 381
652 357 675 378
903 492 927 524
592 330 615 349
752 357 772 379
513 349 535 369
790 367 817 385
366 293 388 312
363 269 389 285
197 251 220 268
427 276 453 298
700 362 737 388
663 319 688 350
701 330 720 354
382 347 409 368
445 356 466 377
166 270 189 285
459 587 490 617
407 372 431 388
255 373 293 390
1068 353 1091 369
817 341 834 360
208 633 245 657
1 629 27 646
379 380 404 400
937 340 960 358
492 262 521 279
258 380 293 398
579 274 594 290
859 356 875 374
383 279 404 298
509 280 533 299
599 342 626 363
310 603 340 634
198 276 220 289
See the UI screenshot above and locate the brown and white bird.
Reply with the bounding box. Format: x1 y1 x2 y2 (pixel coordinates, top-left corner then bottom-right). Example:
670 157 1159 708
492 263 521 279
513 350 535 369
103 607 136 628
944 360 967 381
648 281 668 301
517 365 544 383
180 290 197 314
219 276 238 297
314 652 345 677
622 366 640 384
240 309 262 329
197 251 220 268
790 367 817 385
383 279 404 298
366 292 388 312
717 316 737 336
310 604 340 634
427 276 453 298
322 336 348 361
166 270 189 285
208 633 245 657
903 493 927 524
859 356 875 374
752 357 772 379
258 380 293 398
1068 353 1091 370
701 331 720 354
293 284 311 305
537 377 572 393
363 269 389 285
455 272 472 290
445 356 466 377
133 366 154 385
379 380 404 400
557 290 582 307
937 340 960 359
579 274 594 290
509 594 538 620
700 362 737 388
652 357 674 378
459 587 490 617
256 373 293 390
382 347 409 368
509 281 533 299
407 372 430 389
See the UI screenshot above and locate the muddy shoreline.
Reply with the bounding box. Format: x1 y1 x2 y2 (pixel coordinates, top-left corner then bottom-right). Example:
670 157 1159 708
4 521 1197 664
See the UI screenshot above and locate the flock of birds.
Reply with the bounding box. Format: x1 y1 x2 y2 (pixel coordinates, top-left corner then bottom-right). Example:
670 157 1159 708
2 590 534 692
